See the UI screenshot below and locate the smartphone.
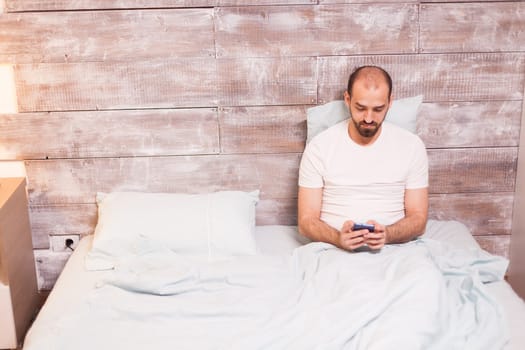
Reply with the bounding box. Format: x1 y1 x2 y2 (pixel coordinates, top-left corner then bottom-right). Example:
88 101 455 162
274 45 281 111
352 223 375 232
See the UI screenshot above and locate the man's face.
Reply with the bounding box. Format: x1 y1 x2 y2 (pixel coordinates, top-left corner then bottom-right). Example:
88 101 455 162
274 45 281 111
344 79 391 139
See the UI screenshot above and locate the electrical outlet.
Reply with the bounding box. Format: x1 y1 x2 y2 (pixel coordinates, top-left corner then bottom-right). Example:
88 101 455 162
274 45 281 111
49 234 80 252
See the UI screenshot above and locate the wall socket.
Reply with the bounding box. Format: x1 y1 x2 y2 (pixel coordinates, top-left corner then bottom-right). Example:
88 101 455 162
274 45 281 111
49 234 80 252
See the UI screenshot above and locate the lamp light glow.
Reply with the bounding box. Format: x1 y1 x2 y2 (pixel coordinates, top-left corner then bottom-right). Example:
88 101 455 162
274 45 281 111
0 64 18 114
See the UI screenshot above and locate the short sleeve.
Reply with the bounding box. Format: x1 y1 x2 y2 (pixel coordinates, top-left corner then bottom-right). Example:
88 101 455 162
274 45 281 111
406 136 428 189
298 140 325 188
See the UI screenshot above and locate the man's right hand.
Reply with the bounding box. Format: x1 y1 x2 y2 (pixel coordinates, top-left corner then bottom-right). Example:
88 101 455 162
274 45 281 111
340 220 368 251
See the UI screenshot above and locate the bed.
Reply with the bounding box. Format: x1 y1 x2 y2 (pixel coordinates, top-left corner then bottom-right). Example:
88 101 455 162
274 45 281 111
22 96 525 349
21 189 525 349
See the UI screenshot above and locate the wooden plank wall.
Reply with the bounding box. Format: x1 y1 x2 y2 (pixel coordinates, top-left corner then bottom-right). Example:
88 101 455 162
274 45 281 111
0 0 523 290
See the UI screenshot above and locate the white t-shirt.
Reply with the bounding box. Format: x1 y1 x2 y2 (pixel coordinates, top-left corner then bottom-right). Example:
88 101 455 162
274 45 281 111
299 120 428 231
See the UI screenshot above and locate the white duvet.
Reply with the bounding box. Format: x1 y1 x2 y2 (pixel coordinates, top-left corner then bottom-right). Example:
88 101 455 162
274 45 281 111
25 238 509 350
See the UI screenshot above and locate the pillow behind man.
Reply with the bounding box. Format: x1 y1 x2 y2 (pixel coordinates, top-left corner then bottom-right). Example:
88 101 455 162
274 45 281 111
306 95 423 143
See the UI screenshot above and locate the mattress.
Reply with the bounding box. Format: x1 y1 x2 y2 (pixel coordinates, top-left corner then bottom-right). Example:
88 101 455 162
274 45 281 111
24 222 525 349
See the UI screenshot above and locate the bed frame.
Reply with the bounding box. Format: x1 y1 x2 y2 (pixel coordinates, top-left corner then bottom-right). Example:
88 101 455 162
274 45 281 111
0 1 523 298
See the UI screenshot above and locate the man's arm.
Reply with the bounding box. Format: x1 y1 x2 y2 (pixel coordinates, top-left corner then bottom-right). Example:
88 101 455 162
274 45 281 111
298 186 367 250
297 186 339 244
384 187 428 244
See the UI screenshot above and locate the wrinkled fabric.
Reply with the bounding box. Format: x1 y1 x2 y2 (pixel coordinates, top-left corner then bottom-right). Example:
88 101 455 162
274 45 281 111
25 238 508 350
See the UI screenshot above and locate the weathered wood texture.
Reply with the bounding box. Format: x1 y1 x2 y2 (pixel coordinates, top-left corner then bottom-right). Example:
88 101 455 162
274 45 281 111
15 59 219 111
10 0 514 11
428 148 517 194
420 2 525 53
29 204 97 249
0 10 215 64
215 4 418 57
24 155 301 205
15 53 525 112
219 106 307 154
4 0 215 12
428 193 514 236
217 58 318 106
0 109 220 159
4 0 315 12
317 53 525 103
1 2 522 289
417 101 521 148
476 236 511 260
33 250 71 290
319 0 509 3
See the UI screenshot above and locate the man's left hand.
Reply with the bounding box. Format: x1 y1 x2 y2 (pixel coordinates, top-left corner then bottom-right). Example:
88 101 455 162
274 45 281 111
364 220 387 250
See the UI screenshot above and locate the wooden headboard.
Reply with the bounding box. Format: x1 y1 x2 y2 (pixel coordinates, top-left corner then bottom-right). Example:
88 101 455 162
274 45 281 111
0 1 523 290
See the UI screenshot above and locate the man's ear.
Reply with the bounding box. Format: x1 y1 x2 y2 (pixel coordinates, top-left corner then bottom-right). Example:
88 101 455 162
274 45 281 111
343 90 351 107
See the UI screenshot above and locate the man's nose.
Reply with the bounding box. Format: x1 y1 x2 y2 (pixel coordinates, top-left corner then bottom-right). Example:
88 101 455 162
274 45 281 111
364 110 373 123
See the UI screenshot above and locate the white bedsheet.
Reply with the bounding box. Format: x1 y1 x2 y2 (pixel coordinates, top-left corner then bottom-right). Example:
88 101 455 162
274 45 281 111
25 229 511 350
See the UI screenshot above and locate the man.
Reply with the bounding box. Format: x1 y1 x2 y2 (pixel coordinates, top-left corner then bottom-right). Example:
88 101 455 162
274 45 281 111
298 66 428 252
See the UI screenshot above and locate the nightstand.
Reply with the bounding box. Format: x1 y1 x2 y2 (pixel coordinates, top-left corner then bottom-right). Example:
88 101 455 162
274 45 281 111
0 178 39 349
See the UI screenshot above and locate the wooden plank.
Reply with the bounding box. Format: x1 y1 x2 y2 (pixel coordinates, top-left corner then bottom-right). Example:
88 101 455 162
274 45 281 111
317 53 525 103
319 0 418 2
0 108 219 159
33 250 71 290
28 204 97 250
24 154 302 205
219 0 315 4
5 0 216 12
217 57 317 106
428 147 517 194
0 9 215 64
421 0 511 2
319 0 508 3
475 235 510 259
219 105 307 154
4 0 315 12
257 197 297 225
420 3 525 54
15 58 218 112
428 192 513 236
215 4 417 58
417 101 522 149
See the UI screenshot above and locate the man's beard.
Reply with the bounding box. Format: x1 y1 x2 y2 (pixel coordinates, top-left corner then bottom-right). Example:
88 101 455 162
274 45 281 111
351 117 382 138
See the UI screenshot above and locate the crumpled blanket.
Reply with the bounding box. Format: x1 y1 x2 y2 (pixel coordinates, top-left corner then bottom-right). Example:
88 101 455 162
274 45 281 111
25 238 509 350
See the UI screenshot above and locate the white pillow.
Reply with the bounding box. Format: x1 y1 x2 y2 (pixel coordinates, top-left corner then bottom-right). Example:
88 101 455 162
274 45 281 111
85 190 259 270
306 95 423 143
422 219 481 250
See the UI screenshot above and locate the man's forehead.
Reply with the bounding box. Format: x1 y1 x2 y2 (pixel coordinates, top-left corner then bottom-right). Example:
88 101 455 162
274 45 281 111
354 100 387 108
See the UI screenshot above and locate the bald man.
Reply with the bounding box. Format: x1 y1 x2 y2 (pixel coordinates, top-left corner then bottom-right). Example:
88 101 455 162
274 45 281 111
298 66 429 252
